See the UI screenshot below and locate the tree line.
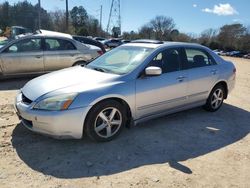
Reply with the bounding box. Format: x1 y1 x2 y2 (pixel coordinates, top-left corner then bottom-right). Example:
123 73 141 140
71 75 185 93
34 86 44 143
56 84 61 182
0 1 105 37
123 16 250 52
0 1 250 52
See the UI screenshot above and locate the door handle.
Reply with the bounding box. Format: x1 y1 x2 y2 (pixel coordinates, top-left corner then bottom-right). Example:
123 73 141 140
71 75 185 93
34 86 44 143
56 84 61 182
177 76 186 82
211 69 217 75
35 55 42 59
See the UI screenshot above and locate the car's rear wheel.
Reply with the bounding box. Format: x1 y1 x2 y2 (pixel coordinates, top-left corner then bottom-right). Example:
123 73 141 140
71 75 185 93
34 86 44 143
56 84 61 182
73 61 87 66
204 84 225 112
84 100 126 142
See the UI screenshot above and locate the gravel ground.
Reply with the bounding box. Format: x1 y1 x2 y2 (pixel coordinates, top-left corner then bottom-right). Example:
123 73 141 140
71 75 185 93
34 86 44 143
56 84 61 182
0 57 250 188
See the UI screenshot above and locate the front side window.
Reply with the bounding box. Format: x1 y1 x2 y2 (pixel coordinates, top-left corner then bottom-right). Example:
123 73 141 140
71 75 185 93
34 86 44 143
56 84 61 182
5 38 41 53
148 48 181 73
184 48 216 68
87 46 153 75
45 38 76 51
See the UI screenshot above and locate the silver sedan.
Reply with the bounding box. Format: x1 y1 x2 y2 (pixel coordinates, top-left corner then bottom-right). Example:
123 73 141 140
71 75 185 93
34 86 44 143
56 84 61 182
0 33 101 78
15 41 236 142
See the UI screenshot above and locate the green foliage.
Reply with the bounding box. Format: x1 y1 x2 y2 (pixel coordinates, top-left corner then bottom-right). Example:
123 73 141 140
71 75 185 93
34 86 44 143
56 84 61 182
0 1 53 31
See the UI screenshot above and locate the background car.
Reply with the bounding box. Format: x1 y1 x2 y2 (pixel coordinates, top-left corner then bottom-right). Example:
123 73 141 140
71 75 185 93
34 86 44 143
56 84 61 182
102 38 122 48
121 39 131 44
243 53 250 59
0 31 101 78
16 40 236 142
73 35 106 54
93 37 106 42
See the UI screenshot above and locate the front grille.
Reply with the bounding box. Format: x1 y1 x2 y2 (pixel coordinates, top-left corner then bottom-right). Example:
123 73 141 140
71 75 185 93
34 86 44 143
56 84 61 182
21 93 33 105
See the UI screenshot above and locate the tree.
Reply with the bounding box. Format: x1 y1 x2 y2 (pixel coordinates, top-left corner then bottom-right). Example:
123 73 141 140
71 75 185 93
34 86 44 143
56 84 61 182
49 10 67 33
87 16 100 36
70 6 88 34
149 16 175 40
217 24 246 50
0 1 52 31
173 33 192 42
199 28 218 47
139 25 154 39
0 2 10 30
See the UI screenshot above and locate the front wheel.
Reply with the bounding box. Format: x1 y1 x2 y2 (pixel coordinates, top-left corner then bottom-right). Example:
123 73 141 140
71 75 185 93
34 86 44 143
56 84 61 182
84 100 126 142
204 85 225 112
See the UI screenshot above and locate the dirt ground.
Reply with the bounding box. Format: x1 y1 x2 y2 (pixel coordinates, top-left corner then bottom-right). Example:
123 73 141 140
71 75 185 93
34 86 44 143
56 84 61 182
0 57 250 188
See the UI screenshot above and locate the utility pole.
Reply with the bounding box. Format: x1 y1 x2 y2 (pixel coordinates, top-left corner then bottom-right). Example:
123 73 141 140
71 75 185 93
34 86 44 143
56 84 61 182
107 0 121 37
100 5 103 29
38 0 41 29
65 0 69 32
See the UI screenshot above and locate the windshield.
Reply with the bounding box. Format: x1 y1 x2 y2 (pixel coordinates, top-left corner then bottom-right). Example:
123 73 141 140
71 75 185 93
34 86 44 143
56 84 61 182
86 46 153 75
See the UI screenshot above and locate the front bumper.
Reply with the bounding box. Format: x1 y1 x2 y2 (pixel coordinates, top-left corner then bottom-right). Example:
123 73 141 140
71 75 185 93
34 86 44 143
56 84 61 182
15 92 91 139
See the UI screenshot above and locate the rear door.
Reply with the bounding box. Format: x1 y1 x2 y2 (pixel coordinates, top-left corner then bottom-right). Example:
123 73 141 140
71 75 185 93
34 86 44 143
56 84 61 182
183 48 219 104
43 38 79 71
0 38 44 75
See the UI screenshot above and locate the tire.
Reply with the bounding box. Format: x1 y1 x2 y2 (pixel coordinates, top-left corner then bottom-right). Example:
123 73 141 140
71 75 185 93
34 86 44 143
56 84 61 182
204 84 225 112
72 61 86 66
84 100 126 142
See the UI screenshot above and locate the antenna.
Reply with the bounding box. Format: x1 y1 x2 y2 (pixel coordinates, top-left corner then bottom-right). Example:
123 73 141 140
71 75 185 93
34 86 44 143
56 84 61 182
106 0 121 37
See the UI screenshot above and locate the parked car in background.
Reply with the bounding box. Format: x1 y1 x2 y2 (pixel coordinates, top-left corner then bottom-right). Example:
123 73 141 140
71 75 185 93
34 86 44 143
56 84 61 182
10 26 32 40
102 38 122 48
15 40 236 142
93 37 106 42
231 51 247 58
226 51 240 57
121 39 131 44
243 53 250 59
0 31 101 78
219 51 227 56
73 35 106 54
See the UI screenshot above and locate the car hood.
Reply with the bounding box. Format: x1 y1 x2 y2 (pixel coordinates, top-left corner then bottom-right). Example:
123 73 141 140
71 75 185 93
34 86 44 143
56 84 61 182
21 66 120 101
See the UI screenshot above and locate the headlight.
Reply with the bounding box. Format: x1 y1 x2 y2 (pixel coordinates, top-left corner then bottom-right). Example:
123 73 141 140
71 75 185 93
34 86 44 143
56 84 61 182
33 93 78 111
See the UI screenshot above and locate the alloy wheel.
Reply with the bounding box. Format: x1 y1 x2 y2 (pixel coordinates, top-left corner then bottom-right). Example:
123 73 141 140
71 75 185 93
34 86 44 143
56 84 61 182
211 88 224 110
94 107 122 138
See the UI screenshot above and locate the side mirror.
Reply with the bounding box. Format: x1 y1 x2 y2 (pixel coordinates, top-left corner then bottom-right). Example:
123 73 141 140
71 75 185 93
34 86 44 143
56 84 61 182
145 66 162 76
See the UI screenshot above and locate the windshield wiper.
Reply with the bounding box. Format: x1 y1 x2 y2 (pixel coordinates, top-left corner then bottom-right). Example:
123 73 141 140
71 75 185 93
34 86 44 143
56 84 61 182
93 67 107 72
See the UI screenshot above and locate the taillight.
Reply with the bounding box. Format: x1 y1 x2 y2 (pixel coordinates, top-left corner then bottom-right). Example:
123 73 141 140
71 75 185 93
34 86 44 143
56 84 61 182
97 50 103 55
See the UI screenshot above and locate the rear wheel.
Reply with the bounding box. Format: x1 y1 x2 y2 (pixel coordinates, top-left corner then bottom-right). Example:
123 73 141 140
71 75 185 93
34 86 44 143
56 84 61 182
84 100 126 142
72 61 86 66
204 84 225 112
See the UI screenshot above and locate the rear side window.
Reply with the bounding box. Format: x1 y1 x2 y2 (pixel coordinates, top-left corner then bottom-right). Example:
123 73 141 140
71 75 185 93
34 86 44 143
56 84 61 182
45 38 76 51
184 48 216 68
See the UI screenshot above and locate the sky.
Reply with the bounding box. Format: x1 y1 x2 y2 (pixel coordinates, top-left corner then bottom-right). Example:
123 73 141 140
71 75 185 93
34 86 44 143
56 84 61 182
1 0 250 35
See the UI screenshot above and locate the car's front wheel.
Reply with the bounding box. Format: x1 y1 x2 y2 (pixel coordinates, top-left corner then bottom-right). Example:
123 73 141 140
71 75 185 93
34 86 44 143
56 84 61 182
84 100 126 142
204 84 225 112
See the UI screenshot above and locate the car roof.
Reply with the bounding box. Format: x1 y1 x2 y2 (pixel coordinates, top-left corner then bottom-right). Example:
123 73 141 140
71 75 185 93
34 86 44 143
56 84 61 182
34 30 73 39
123 41 204 49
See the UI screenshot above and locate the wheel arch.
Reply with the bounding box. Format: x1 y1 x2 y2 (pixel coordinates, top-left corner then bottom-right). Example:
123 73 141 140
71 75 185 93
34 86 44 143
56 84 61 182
211 80 228 99
83 96 133 135
72 60 87 66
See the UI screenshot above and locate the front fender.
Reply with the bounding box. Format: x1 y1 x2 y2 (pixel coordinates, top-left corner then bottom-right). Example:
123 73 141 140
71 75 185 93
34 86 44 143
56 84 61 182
69 80 136 117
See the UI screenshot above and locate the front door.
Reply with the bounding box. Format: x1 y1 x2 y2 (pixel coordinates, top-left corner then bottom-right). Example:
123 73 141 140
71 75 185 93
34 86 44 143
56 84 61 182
0 38 44 75
135 48 188 119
